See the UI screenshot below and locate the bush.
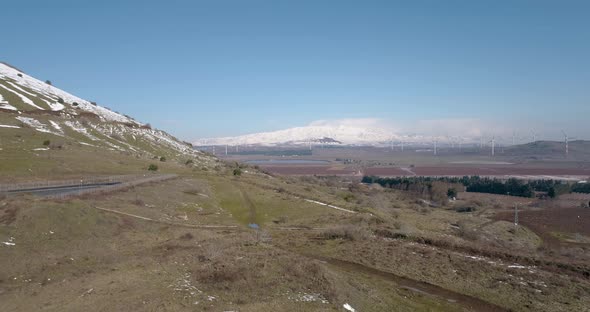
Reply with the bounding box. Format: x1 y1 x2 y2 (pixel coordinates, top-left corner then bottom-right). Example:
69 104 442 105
57 97 64 104
148 164 158 171
233 168 242 176
45 80 52 85
72 102 79 106
321 225 370 241
159 156 166 162
447 188 458 198
42 140 50 146
185 159 194 166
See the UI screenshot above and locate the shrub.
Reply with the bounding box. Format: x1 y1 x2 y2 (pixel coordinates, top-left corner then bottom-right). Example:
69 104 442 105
321 225 370 241
72 102 79 106
447 188 458 198
185 159 194 166
45 80 52 85
17 73 23 77
57 97 64 104
148 164 158 171
233 168 242 176
159 156 166 162
43 140 50 146
90 101 98 106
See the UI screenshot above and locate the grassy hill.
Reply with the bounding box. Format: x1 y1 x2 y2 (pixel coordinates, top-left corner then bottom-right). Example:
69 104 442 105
0 62 214 181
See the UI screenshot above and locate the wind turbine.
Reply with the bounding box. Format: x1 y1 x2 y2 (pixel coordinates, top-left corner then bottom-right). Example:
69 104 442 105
390 133 394 151
512 131 516 146
561 130 575 157
433 138 438 156
490 136 496 156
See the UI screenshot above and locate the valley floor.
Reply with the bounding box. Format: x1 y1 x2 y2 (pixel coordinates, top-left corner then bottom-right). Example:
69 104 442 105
1 168 589 311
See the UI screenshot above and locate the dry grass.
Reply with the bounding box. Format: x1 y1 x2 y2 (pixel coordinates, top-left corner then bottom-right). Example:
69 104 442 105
321 224 371 241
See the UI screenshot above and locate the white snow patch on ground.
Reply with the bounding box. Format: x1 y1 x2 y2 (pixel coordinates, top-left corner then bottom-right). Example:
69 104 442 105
2 237 15 246
343 303 356 312
5 81 37 96
64 120 99 141
0 63 138 123
48 102 65 111
0 84 44 110
79 141 95 146
0 124 20 128
507 265 527 269
304 199 356 213
49 120 62 131
286 291 329 304
0 93 17 110
32 147 50 151
16 116 57 134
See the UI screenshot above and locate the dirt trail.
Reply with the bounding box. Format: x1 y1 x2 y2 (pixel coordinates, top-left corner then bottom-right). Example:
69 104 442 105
238 187 258 226
93 206 240 230
310 254 508 312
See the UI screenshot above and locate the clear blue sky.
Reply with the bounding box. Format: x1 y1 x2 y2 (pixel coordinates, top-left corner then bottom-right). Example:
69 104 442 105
2 0 589 140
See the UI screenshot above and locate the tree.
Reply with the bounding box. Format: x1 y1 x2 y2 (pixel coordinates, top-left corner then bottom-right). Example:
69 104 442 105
447 188 458 199
148 164 158 171
548 187 556 198
45 80 52 85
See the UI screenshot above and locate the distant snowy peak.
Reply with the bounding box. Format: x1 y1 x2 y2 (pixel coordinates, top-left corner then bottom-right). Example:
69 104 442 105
196 125 400 146
0 62 137 124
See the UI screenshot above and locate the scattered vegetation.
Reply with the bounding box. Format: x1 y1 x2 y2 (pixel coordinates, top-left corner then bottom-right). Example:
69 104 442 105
148 164 158 171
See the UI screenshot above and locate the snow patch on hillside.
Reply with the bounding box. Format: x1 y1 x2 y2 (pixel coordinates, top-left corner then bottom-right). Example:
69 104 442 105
0 63 136 123
0 84 44 110
0 93 17 110
16 116 62 136
64 120 99 141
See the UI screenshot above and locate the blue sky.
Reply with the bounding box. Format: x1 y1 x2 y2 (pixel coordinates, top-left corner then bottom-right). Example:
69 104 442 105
2 0 589 140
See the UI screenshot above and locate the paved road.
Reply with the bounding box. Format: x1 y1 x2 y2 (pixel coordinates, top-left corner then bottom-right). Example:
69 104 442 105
4 182 121 197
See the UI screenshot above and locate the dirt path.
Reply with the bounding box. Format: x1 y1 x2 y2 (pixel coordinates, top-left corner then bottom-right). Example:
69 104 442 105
238 187 258 225
303 253 508 312
93 206 239 230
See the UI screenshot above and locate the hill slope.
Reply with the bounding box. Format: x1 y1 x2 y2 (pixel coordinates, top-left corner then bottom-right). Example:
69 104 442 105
0 62 213 179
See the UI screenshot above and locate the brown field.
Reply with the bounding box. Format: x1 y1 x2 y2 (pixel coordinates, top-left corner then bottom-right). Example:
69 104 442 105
260 165 358 175
495 206 590 237
259 164 590 178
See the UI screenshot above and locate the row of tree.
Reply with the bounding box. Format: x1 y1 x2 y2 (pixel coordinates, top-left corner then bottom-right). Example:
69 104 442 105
362 175 590 198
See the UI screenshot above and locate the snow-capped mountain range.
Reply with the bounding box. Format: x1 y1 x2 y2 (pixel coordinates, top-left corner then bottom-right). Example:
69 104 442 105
195 125 440 146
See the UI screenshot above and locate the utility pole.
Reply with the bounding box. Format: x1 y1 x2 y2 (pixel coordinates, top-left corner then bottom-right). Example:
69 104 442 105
514 204 519 227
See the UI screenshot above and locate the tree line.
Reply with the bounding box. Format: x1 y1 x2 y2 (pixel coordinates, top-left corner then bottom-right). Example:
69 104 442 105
362 175 590 198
